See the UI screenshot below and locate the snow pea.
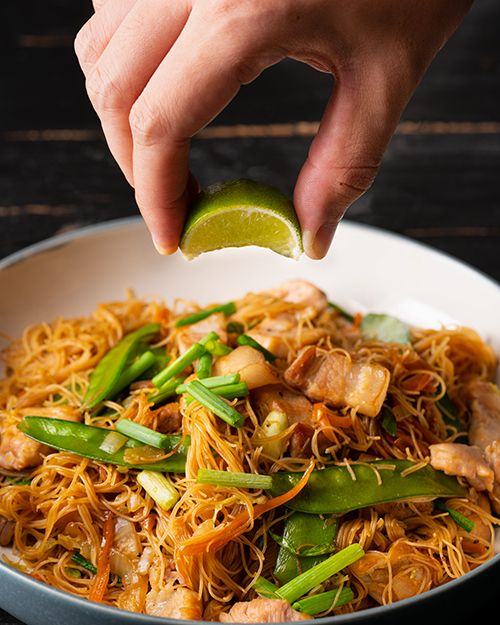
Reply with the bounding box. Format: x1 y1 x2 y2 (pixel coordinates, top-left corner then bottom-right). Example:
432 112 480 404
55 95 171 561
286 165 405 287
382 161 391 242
273 512 338 584
270 459 466 514
18 416 188 473
82 323 161 409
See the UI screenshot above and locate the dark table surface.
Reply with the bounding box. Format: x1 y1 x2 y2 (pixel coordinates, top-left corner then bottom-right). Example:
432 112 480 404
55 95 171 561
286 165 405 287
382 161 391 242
0 1 499 623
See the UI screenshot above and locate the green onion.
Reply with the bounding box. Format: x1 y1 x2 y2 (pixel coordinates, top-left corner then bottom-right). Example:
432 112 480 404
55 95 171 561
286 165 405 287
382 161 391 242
71 552 97 574
197 468 273 490
435 500 475 533
65 567 82 578
208 382 249 400
275 544 364 603
175 302 237 328
328 302 355 323
237 334 276 362
111 350 157 397
381 407 397 437
137 470 179 510
292 587 354 614
152 339 209 388
227 321 245 335
4 476 32 486
253 576 280 599
116 419 171 449
196 352 213 379
148 376 185 406
175 374 240 394
144 347 171 377
185 380 245 427
98 430 128 454
204 339 233 356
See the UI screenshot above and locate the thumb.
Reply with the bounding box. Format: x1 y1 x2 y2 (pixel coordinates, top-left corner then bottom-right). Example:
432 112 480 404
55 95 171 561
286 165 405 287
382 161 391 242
294 72 407 259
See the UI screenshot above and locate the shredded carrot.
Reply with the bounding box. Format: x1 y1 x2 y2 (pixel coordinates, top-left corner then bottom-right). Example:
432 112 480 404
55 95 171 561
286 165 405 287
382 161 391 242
312 403 352 438
401 373 434 393
178 460 315 557
89 511 114 603
353 312 362 330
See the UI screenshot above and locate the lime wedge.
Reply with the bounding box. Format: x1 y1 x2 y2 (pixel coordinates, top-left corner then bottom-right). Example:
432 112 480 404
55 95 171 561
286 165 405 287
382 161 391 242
179 179 303 260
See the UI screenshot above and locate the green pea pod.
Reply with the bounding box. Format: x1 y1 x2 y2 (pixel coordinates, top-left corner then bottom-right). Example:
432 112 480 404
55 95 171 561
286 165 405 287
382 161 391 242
83 323 161 409
270 459 466 514
18 416 188 473
273 512 338 585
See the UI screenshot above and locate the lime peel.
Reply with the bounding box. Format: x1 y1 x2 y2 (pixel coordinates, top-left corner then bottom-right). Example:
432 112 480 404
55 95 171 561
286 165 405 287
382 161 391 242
180 179 303 260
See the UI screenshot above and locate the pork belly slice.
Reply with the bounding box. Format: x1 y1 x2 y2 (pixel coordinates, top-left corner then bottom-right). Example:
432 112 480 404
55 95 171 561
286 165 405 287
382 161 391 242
429 442 495 492
284 346 390 417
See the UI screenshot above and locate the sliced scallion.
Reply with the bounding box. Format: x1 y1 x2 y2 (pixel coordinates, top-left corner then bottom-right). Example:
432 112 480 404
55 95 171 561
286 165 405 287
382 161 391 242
208 381 249 400
71 552 97 574
197 468 273 490
148 376 185 406
196 352 213 379
175 302 236 328
98 430 128 454
204 339 233 356
175 374 240 394
292 586 354 614
227 321 245 335
116 419 170 449
237 334 276 362
185 380 245 427
137 470 179 511
275 543 364 603
253 576 280 599
152 339 209 388
435 500 475 533
111 350 157 397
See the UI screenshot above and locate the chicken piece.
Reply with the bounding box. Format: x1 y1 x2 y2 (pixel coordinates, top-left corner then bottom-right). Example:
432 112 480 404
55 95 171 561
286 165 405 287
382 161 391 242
213 346 279 390
220 599 309 623
177 312 228 353
350 542 433 605
0 406 81 471
251 384 313 425
266 279 328 313
284 346 390 417
145 587 202 620
429 443 494 492
152 402 182 433
247 314 327 359
469 381 500 466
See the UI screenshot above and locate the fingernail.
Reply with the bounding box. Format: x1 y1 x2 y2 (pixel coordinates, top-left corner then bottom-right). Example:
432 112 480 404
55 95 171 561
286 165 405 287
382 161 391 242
152 236 176 256
303 222 337 259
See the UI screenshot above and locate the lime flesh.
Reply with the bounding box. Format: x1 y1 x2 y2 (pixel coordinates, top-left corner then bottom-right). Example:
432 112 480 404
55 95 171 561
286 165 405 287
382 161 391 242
180 179 303 260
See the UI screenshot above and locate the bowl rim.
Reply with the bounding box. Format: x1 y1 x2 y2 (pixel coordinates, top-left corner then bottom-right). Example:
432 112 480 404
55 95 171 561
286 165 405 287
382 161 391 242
1 216 499 625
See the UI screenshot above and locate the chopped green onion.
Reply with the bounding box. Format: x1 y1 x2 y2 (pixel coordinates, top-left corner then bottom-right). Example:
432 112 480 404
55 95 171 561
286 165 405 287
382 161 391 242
137 470 179 510
197 468 273 490
175 374 240 394
435 500 475 533
208 382 249 400
152 340 209 388
111 350 157 397
196 352 213 379
116 419 171 449
204 339 233 356
71 552 97 574
237 334 276 362
381 407 397 437
98 430 128 454
253 576 280 599
65 567 82 578
148 376 185 406
255 410 288 460
292 587 354 614
227 321 245 335
175 302 237 328
328 302 355 323
185 380 245 427
144 347 171 377
275 543 364 603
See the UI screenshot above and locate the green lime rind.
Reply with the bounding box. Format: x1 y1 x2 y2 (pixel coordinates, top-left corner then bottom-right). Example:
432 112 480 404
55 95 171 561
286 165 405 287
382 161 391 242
180 179 303 260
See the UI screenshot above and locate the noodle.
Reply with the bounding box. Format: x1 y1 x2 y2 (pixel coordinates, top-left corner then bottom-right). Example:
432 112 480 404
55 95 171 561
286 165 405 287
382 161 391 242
0 282 499 620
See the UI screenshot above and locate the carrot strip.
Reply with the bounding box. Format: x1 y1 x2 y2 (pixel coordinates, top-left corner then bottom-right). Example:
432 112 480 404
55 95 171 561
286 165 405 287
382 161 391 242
400 373 433 393
89 511 114 603
178 460 315 557
312 403 352 432
353 312 362 330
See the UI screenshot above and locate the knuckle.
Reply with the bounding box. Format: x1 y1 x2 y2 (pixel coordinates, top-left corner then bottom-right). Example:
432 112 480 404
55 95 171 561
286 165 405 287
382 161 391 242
129 101 167 147
86 64 125 112
332 165 378 199
74 21 99 67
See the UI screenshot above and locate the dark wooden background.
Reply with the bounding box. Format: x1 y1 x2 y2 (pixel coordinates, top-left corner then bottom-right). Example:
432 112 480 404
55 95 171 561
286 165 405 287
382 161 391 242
0 1 499 623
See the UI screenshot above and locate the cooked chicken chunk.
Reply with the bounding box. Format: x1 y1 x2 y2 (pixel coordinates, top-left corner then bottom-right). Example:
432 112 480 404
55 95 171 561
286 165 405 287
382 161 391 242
251 384 313 425
350 542 433 604
266 279 328 313
177 312 228 353
429 443 494 491
284 346 390 417
213 346 279 389
219 599 309 623
145 587 202 620
468 381 500 459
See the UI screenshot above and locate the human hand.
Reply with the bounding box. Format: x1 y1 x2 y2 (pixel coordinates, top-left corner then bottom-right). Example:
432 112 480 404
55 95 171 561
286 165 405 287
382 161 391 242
75 0 472 258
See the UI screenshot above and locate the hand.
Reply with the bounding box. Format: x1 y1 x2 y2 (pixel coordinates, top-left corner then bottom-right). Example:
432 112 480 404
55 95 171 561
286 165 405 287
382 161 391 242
75 0 472 258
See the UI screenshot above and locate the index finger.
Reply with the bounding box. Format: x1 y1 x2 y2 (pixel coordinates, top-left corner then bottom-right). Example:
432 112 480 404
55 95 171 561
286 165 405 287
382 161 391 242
128 8 283 254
